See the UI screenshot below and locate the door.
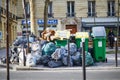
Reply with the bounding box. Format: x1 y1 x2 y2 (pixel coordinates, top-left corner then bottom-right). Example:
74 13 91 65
66 25 77 34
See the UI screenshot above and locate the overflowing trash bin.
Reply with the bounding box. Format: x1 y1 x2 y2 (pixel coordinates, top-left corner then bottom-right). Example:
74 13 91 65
75 32 89 52
92 26 106 62
54 39 68 47
75 38 89 52
54 30 70 47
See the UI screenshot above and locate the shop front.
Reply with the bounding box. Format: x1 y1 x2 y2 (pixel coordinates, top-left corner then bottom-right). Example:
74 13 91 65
81 17 119 35
81 17 120 46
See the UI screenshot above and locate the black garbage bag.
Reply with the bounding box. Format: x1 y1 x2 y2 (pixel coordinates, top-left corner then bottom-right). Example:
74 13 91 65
0 57 6 63
69 36 76 43
62 56 73 66
0 57 11 63
65 43 77 55
40 55 51 66
48 60 63 68
40 40 49 47
71 52 82 66
10 53 19 64
88 47 94 59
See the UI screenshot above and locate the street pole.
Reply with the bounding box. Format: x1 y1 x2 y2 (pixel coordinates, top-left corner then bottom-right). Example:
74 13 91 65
23 0 29 52
115 0 120 67
82 38 86 80
67 39 71 67
94 13 96 26
94 0 96 27
6 0 10 80
22 0 29 66
115 37 118 67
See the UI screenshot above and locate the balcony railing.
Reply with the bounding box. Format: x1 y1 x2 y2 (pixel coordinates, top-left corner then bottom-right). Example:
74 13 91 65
66 13 76 17
0 6 17 20
23 13 30 18
107 12 116 17
87 12 97 17
0 7 6 15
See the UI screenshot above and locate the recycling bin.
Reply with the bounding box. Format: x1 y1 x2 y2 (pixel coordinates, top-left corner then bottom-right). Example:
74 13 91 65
54 30 70 47
75 38 89 52
54 39 68 47
92 26 106 62
93 37 106 62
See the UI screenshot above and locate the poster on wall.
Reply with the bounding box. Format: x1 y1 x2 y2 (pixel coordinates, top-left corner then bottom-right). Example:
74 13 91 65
0 31 2 39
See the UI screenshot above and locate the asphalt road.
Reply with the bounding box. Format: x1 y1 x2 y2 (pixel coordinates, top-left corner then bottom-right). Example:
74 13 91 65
0 69 120 80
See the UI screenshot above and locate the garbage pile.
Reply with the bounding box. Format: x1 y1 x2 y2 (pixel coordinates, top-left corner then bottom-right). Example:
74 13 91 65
0 38 94 68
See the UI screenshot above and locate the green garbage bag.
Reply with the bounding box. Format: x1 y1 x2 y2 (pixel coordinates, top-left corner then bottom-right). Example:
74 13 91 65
81 52 94 66
42 42 56 56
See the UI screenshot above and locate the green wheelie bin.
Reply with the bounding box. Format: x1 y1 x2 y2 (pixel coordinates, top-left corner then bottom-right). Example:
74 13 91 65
54 39 68 47
92 26 106 62
75 38 89 52
93 37 106 62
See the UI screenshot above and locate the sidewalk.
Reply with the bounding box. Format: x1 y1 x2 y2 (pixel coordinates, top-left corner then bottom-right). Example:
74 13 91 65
0 47 120 71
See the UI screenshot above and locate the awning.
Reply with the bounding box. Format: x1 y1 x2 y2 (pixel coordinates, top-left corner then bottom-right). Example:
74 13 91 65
82 17 119 27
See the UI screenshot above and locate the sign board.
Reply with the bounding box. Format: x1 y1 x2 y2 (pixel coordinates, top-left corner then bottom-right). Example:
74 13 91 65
75 32 89 38
98 41 102 47
37 19 58 25
21 20 31 25
0 31 2 39
55 30 70 40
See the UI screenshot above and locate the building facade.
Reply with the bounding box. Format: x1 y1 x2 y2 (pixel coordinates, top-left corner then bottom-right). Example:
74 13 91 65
17 0 120 37
0 0 18 48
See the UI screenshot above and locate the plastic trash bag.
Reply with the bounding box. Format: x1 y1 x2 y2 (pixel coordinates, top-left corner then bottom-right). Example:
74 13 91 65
40 55 51 66
0 57 6 63
71 52 82 66
31 41 42 64
65 43 77 55
51 48 62 60
40 40 49 48
18 47 26 66
81 52 94 66
60 47 68 56
31 41 41 51
42 42 56 56
32 52 41 65
62 56 73 66
26 54 36 67
48 60 63 68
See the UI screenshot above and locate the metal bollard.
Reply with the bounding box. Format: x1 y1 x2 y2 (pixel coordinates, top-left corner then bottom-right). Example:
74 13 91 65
114 37 118 67
82 38 86 80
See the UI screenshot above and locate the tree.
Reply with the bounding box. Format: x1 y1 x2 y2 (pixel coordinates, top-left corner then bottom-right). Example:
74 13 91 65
29 0 38 36
44 0 50 30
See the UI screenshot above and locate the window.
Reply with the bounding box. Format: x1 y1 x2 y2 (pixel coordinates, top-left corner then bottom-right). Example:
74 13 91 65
88 1 96 17
26 2 30 18
48 2 53 18
0 0 1 6
67 1 75 17
107 0 115 16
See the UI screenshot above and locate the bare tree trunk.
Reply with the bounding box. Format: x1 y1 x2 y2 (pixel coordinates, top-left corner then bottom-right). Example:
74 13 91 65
29 0 38 36
44 0 50 30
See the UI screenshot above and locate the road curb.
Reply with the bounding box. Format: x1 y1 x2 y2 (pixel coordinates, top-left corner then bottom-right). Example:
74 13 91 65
15 66 120 71
0 63 13 69
1 63 120 71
